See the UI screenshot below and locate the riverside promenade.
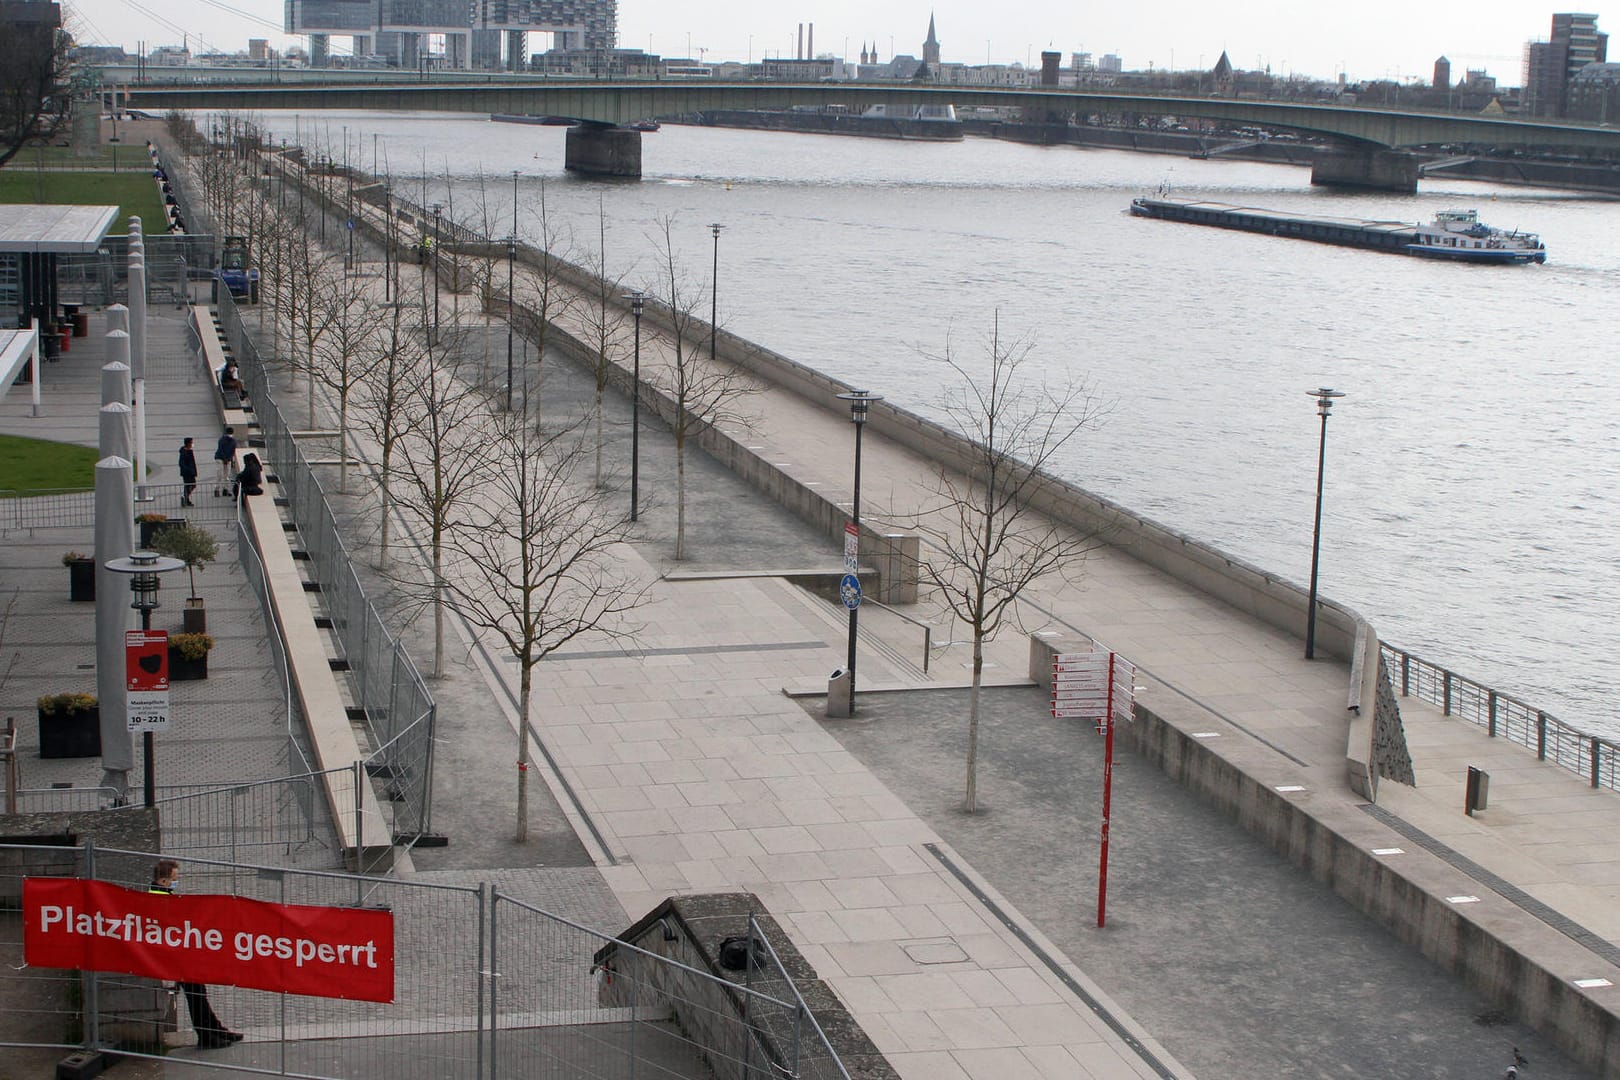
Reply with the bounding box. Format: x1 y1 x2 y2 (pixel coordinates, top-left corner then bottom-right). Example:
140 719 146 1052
5 174 1618 1079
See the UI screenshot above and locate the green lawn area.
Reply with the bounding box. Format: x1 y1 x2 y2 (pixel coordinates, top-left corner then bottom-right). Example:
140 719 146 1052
0 432 99 493
0 169 166 228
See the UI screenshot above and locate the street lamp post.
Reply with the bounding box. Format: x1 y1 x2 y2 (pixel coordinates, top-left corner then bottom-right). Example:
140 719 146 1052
836 390 881 709
623 291 646 521
1305 387 1345 660
105 550 184 808
708 223 723 362
505 233 516 410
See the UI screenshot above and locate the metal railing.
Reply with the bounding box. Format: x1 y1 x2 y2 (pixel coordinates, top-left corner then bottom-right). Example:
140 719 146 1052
0 483 240 535
0 842 851 1080
1382 643 1620 792
217 287 437 842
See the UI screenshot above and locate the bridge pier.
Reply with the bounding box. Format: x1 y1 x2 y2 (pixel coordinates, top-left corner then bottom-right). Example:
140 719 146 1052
564 124 642 179
1311 148 1420 194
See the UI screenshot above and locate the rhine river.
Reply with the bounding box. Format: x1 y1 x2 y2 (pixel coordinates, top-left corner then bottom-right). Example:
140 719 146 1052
256 110 1620 743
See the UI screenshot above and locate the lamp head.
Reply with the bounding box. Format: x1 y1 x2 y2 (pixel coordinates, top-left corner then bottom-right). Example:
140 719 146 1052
837 389 882 424
623 290 646 316
1309 387 1345 418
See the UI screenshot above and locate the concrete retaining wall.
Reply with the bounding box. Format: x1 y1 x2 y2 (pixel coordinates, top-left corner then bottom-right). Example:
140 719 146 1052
1025 648 1620 1080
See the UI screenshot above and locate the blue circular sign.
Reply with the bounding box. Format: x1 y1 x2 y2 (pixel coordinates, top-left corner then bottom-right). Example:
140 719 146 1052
839 573 862 610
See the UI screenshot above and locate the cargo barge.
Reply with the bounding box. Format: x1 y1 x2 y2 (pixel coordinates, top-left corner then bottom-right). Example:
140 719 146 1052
1129 197 1546 264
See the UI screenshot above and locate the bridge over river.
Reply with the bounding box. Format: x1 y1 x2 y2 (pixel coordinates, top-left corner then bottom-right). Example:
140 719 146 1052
121 79 1620 190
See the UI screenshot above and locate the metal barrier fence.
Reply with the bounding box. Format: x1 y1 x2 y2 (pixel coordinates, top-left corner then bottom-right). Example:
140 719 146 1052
217 288 437 843
491 891 837 1080
0 843 849 1080
54 234 218 310
1382 643 1620 792
0 482 240 535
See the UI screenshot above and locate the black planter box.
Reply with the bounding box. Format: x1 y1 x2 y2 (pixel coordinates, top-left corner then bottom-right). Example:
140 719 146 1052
38 706 101 758
168 647 208 681
68 559 95 602
139 517 186 549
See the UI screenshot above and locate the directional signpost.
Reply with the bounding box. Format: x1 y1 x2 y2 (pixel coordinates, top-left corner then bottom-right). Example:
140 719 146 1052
839 573 862 611
1052 649 1136 927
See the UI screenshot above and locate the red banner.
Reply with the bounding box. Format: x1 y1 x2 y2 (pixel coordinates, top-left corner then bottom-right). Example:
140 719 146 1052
23 878 394 1003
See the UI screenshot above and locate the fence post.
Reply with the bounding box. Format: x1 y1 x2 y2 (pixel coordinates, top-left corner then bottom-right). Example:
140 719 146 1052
1442 671 1452 716
1487 691 1497 738
1537 712 1547 761
1592 738 1602 789
477 882 488 1080
83 840 99 1051
489 890 500 1080
1400 652 1410 696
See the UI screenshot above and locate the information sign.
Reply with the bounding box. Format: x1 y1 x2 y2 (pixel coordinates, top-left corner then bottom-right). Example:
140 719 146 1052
844 521 860 573
125 630 170 733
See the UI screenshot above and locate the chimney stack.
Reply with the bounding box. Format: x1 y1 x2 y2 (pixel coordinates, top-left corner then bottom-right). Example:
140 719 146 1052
797 23 803 60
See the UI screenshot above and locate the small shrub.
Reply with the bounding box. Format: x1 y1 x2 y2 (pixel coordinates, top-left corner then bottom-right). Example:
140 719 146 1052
37 692 97 715
62 550 88 566
135 512 168 523
151 523 218 597
169 632 214 660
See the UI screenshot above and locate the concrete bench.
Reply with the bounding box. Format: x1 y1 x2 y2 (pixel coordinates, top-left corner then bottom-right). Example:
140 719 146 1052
190 305 250 424
191 305 392 869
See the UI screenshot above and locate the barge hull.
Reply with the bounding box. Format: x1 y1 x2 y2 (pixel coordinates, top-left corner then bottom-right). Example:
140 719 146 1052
1130 197 1417 254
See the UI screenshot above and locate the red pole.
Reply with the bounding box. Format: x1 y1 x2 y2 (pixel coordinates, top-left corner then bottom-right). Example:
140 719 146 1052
1098 652 1116 928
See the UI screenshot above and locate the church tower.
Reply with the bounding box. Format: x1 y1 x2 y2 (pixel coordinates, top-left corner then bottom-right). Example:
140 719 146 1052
923 13 940 74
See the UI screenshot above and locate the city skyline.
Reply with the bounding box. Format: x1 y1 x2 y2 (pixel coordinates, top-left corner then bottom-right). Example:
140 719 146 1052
69 0 1609 84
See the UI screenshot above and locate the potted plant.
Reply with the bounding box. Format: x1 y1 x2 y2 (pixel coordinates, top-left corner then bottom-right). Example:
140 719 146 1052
36 692 100 758
136 512 186 549
63 551 95 602
150 524 217 633
167 632 214 680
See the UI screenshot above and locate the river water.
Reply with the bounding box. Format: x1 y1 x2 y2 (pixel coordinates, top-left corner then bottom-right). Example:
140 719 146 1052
255 110 1620 742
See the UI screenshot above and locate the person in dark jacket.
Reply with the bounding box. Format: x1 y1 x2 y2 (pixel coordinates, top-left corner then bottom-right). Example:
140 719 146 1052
212 427 236 497
178 438 198 507
149 860 242 1049
233 452 264 498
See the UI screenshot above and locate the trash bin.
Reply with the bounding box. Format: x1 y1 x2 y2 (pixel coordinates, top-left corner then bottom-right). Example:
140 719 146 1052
826 668 852 719
72 312 89 337
1465 766 1489 815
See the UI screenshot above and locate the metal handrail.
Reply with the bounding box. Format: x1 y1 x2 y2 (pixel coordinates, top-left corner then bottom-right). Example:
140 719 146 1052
864 597 934 673
1380 642 1619 792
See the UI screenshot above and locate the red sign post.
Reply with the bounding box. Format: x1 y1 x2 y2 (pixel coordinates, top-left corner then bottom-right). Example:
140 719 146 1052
23 878 396 1002
1052 650 1136 928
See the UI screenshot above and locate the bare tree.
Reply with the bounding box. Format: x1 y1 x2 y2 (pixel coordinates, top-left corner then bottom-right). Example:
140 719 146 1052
4 19 83 171
312 269 381 492
579 195 631 487
354 297 420 567
509 179 576 414
649 216 753 560
913 316 1108 813
392 340 490 679
438 407 644 842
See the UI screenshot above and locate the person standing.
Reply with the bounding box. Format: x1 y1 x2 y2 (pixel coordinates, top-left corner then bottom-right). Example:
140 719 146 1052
148 859 242 1049
178 438 198 507
212 427 236 497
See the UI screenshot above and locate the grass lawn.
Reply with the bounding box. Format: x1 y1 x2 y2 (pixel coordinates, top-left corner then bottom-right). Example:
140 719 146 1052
0 169 165 228
0 432 99 493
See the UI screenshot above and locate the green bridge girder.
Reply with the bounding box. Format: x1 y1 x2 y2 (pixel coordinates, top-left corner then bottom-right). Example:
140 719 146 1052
123 81 1620 155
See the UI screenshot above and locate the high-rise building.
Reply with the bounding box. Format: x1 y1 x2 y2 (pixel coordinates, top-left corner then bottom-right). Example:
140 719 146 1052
1523 12 1607 116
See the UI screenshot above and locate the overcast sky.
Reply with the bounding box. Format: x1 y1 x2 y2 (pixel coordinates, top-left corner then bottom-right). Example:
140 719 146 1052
68 1 1607 84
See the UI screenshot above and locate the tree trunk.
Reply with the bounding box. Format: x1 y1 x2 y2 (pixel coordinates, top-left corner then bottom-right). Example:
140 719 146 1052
966 633 984 813
516 662 531 843
432 536 445 679
675 437 687 560
338 395 349 493
594 387 604 489
377 457 392 567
